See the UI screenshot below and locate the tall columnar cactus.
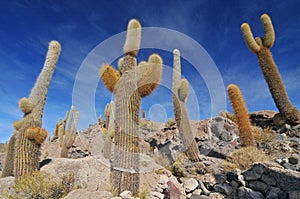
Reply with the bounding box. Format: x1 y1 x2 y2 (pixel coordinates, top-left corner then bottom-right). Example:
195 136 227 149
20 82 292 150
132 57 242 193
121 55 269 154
104 103 111 128
172 49 200 162
241 14 300 125
14 41 61 179
1 131 17 177
227 84 255 147
99 19 163 195
58 106 79 158
103 101 115 159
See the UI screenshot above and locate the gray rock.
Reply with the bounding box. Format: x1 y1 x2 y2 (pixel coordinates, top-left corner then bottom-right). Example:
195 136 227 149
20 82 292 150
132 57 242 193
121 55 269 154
213 183 233 195
261 174 276 186
150 191 164 199
288 191 300 199
192 189 202 195
248 180 269 193
288 156 299 165
198 180 210 196
266 186 281 199
214 174 227 184
209 192 225 199
191 195 210 199
282 163 297 171
183 178 199 193
238 187 264 199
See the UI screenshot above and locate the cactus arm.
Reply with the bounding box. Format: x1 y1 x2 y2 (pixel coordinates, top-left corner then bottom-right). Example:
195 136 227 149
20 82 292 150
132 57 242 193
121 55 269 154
227 84 255 147
261 14 275 48
99 64 120 93
103 101 115 159
123 19 141 56
172 49 181 93
241 23 261 53
178 79 189 102
137 54 163 97
1 131 17 177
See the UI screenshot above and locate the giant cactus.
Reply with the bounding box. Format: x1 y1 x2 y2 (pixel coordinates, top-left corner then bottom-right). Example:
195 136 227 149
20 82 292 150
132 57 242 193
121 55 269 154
227 84 255 147
14 41 61 179
99 19 163 195
1 131 17 177
58 106 79 158
241 14 300 125
172 49 200 162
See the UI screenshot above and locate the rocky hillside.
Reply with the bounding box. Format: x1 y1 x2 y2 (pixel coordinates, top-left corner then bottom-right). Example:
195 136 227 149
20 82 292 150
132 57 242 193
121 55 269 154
0 110 299 199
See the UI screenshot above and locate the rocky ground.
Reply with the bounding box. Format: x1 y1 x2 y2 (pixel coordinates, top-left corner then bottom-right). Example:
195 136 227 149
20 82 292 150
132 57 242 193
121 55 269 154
0 110 299 198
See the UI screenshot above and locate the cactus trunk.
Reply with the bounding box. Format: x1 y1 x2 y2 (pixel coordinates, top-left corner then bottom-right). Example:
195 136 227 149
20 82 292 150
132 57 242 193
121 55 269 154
257 47 300 125
111 55 141 196
1 131 17 177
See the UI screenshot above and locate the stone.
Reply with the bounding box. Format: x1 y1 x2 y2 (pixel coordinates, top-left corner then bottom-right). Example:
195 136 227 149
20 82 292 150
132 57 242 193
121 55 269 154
237 187 264 199
214 174 227 184
288 191 300 199
261 174 276 186
150 191 164 199
192 189 202 195
63 189 113 199
183 178 199 193
209 192 225 199
282 163 297 171
191 195 210 199
120 190 132 198
202 173 216 188
213 183 233 195
226 172 236 181
266 186 281 199
289 156 299 165
0 176 15 198
248 180 269 193
229 180 239 190
198 180 210 196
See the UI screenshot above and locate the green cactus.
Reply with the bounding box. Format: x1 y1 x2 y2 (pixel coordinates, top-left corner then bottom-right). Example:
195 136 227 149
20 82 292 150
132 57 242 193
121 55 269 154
227 84 255 147
14 41 61 179
1 131 17 177
103 101 115 159
58 106 79 158
241 14 300 125
99 19 163 196
172 49 200 162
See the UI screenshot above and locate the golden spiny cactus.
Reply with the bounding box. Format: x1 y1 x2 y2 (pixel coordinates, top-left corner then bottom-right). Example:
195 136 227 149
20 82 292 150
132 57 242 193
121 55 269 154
99 19 163 196
227 84 255 147
172 49 200 162
241 14 300 125
14 41 61 179
1 131 17 177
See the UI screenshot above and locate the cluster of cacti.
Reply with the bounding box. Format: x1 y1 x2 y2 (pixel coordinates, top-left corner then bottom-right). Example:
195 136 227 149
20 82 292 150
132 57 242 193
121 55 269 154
172 49 201 162
227 84 255 147
103 101 115 159
57 106 79 158
14 41 61 179
99 19 163 195
241 14 300 125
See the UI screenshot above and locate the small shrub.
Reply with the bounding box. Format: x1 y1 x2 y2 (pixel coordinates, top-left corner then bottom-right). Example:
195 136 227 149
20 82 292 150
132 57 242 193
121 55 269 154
223 146 270 172
252 126 276 144
9 171 75 199
139 188 150 199
219 111 237 123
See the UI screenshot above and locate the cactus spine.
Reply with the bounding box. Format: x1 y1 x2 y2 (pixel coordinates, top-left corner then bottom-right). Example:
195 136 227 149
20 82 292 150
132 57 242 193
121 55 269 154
58 106 79 158
14 41 60 179
99 19 162 195
172 49 200 162
103 101 115 159
241 14 300 125
227 84 255 147
1 131 17 177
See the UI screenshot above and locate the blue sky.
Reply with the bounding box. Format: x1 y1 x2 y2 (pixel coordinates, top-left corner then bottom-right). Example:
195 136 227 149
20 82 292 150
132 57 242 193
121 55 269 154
0 0 300 142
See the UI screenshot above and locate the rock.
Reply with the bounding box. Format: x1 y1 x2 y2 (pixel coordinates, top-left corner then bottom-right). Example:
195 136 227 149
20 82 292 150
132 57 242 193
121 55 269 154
213 183 233 195
202 173 216 189
209 192 225 199
165 181 182 199
214 174 227 184
119 190 132 198
242 163 265 181
248 180 269 193
266 186 281 199
63 189 113 199
238 186 264 199
226 172 236 181
198 180 210 196
150 191 164 199
282 163 297 171
289 155 299 165
191 195 210 199
0 176 15 198
288 191 300 199
192 189 202 195
183 178 199 193
261 174 276 186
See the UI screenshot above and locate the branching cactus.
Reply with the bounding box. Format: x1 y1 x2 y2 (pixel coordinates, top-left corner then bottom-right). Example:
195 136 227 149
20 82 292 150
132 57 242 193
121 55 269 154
58 106 79 158
103 101 115 159
241 14 300 125
1 131 17 177
99 19 163 195
227 84 255 147
14 41 61 179
172 49 200 162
